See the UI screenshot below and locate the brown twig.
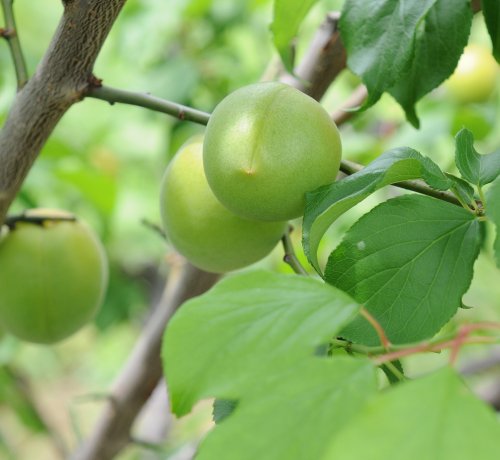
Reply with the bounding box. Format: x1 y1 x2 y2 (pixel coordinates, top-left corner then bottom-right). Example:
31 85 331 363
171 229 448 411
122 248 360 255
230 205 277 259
71 261 219 460
87 85 210 125
374 323 500 365
360 308 391 349
332 85 368 126
281 225 308 275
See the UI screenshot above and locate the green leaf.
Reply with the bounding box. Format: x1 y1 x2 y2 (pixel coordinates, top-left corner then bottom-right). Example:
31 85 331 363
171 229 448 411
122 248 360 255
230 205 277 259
455 128 500 186
340 0 472 126
324 367 500 460
303 147 450 274
446 173 476 207
270 0 319 72
325 195 481 345
387 0 472 128
162 271 360 416
198 358 376 460
487 176 500 267
483 0 500 63
213 399 238 424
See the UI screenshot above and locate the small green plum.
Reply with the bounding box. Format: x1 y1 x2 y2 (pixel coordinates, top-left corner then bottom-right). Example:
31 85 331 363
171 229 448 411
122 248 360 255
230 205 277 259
445 45 498 104
0 210 108 344
159 139 287 273
203 82 342 221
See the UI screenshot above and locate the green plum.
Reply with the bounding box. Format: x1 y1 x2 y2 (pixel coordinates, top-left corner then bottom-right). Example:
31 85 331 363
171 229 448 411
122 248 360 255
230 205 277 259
203 82 342 221
0 209 108 344
159 139 287 273
445 45 498 104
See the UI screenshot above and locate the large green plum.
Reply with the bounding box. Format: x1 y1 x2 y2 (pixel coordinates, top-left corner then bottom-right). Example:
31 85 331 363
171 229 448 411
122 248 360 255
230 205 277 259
159 139 287 273
445 45 498 103
0 210 108 344
203 82 342 221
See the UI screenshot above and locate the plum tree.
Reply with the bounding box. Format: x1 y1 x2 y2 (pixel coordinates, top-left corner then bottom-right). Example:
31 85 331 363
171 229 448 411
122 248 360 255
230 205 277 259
203 82 342 222
445 44 499 103
0 209 108 344
159 138 287 273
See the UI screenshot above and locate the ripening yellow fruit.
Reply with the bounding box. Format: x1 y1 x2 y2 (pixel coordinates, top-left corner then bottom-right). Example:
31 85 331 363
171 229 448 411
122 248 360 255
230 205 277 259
445 45 498 103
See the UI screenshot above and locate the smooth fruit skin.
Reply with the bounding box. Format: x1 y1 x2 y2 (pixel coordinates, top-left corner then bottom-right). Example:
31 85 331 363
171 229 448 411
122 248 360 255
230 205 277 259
203 82 342 221
445 45 498 103
160 139 287 273
0 210 108 344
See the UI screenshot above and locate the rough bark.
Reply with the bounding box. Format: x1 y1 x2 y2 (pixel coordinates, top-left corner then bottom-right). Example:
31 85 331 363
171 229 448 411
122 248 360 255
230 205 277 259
0 0 127 224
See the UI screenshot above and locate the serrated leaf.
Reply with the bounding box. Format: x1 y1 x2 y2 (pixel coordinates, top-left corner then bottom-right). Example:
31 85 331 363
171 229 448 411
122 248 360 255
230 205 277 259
325 195 481 345
324 367 500 460
270 0 319 72
162 271 360 416
487 176 500 267
483 0 500 63
340 0 437 108
303 147 450 274
455 128 500 186
446 173 476 207
387 0 472 127
198 358 376 460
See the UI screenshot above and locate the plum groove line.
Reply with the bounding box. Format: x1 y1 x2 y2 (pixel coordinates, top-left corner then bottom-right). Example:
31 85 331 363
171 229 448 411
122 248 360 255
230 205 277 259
86 85 461 207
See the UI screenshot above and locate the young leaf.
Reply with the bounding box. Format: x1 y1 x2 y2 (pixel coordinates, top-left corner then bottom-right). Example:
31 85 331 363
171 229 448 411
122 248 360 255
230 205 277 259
340 0 471 125
162 271 360 416
324 367 500 460
487 177 500 267
483 0 500 63
446 173 476 208
325 195 481 345
455 128 500 186
303 147 450 274
387 0 472 127
270 0 319 72
198 358 376 460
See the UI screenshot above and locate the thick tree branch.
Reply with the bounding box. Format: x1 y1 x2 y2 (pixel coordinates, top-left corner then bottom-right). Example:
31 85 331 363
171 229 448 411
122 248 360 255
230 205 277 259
1 0 28 89
280 12 346 101
87 85 211 124
72 261 219 460
332 85 368 125
0 0 127 225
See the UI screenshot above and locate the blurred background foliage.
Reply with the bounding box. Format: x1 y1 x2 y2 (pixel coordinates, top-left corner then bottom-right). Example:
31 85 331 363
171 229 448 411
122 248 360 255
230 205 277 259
0 0 499 458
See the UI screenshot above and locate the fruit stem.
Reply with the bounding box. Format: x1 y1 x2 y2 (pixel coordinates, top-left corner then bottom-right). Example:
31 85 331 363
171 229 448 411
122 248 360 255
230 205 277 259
4 212 76 229
281 225 309 276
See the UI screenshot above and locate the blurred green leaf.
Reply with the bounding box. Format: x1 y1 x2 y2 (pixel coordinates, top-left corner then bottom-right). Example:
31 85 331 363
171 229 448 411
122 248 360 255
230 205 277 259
0 366 48 433
198 359 376 460
325 367 500 460
163 271 360 416
271 0 319 72
326 195 481 345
